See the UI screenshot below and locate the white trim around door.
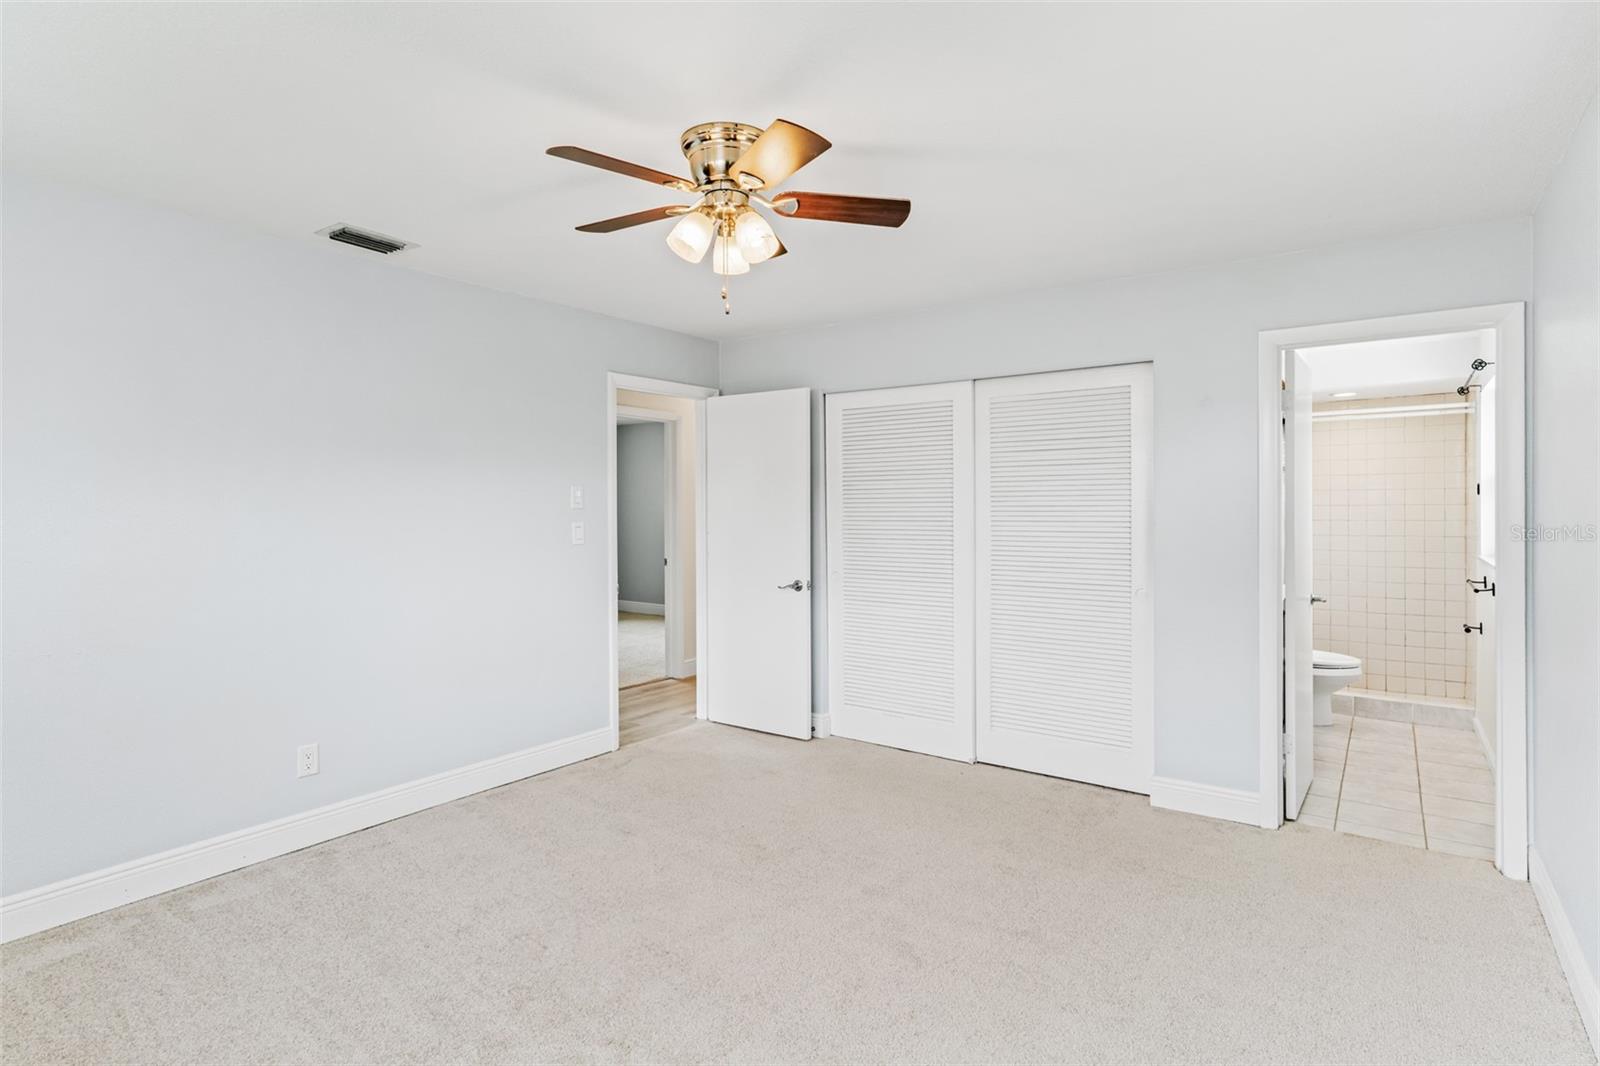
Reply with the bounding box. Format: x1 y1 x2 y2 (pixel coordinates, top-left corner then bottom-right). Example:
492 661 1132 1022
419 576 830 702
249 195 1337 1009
1256 304 1528 878
607 373 718 749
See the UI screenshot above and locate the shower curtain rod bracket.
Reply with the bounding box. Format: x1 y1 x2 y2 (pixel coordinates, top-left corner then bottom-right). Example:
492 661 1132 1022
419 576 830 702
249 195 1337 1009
1456 357 1495 397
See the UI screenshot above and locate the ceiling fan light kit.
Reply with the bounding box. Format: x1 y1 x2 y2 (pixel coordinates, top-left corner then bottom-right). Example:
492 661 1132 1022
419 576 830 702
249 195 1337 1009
548 118 910 314
734 210 780 264
666 210 714 263
712 234 749 277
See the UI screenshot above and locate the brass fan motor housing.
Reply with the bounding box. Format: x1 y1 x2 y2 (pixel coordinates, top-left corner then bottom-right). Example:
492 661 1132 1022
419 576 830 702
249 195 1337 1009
680 122 765 188
699 187 752 231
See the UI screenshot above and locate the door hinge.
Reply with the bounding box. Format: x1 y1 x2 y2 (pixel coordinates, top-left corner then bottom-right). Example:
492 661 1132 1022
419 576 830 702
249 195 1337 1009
1280 733 1291 769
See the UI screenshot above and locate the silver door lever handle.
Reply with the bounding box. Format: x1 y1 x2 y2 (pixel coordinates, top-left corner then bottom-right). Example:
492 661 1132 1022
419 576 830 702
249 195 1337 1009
778 579 810 592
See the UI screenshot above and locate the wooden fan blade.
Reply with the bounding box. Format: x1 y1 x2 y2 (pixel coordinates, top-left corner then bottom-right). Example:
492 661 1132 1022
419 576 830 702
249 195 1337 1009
547 146 694 190
575 206 686 233
773 192 911 227
728 120 831 190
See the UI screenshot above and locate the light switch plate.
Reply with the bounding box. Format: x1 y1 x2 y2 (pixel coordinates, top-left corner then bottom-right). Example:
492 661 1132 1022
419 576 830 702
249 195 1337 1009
570 521 585 545
570 486 584 509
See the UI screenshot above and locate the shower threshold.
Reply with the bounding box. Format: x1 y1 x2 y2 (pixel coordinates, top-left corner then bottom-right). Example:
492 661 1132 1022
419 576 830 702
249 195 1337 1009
1334 687 1476 730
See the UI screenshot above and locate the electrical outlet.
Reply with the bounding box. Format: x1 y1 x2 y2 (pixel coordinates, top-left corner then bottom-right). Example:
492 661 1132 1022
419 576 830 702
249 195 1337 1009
297 743 319 778
570 485 584 509
570 521 585 545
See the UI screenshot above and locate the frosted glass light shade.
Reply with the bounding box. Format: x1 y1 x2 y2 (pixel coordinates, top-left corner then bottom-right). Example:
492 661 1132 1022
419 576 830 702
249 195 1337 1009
666 211 714 263
734 209 780 264
712 235 749 276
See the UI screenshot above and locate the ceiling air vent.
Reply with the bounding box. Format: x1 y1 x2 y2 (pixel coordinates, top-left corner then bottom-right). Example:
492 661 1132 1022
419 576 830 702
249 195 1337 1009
320 225 413 255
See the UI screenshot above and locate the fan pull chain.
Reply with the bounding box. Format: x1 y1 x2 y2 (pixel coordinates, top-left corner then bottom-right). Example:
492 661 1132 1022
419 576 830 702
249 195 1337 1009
721 282 731 316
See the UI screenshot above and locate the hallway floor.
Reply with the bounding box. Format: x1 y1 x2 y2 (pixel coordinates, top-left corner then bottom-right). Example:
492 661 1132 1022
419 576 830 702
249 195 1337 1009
619 677 695 747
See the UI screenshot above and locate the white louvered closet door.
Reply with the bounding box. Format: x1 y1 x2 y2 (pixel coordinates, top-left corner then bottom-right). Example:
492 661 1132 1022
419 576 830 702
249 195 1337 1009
825 382 974 761
975 365 1153 793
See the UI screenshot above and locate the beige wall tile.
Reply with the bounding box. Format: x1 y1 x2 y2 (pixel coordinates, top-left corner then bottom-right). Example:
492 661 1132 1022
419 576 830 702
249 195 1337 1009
1312 393 1476 707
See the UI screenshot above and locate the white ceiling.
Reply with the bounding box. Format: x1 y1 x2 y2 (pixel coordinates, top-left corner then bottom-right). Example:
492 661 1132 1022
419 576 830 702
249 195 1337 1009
1300 330 1492 402
4 3 1595 341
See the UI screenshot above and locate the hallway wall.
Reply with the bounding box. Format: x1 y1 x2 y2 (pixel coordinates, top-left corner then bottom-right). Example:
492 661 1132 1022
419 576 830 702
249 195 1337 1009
617 422 667 607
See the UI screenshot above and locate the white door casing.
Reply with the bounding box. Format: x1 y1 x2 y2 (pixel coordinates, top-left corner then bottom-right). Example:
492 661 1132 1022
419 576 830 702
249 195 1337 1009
825 382 975 761
1283 351 1315 819
975 364 1154 794
704 388 813 740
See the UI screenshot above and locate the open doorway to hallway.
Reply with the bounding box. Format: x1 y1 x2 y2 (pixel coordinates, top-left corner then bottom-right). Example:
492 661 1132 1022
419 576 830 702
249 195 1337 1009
609 377 716 748
616 413 669 687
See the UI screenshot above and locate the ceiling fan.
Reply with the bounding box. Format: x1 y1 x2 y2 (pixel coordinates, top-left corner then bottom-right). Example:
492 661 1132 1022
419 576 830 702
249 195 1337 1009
547 119 910 313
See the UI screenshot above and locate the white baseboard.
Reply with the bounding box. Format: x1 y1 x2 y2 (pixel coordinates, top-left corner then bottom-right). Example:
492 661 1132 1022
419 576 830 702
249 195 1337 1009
0 726 613 944
1150 775 1263 827
618 600 665 616
671 657 696 679
811 712 831 738
1529 848 1599 1056
1473 714 1496 771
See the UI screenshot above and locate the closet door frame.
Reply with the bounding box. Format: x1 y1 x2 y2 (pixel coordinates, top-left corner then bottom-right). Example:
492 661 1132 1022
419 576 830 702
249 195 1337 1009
974 363 1155 794
825 381 975 762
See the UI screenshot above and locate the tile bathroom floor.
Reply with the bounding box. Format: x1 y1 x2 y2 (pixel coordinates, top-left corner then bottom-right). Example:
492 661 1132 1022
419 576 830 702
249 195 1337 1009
1301 714 1496 861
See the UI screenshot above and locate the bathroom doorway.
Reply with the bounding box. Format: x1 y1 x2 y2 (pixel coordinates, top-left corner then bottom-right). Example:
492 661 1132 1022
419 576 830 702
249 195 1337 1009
1259 304 1528 879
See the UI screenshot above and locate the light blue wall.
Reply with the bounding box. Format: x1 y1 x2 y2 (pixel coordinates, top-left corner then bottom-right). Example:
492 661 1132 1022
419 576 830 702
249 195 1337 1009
719 217 1532 796
7 150 1592 941
617 422 666 606
0 174 717 895
1530 91 1599 982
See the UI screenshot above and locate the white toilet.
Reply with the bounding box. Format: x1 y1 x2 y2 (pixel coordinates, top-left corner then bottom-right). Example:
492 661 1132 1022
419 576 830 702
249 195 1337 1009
1312 650 1362 726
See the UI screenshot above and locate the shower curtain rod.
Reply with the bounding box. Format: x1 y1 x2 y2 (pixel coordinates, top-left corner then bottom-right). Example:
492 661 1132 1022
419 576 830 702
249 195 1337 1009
1313 401 1470 422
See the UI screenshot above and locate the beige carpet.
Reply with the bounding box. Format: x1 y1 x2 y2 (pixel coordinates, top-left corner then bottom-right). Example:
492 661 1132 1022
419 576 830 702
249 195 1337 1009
617 611 665 688
3 724 1593 1064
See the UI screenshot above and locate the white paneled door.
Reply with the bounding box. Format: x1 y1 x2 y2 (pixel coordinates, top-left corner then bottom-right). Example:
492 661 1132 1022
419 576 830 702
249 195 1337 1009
705 388 813 740
975 365 1153 794
826 383 974 761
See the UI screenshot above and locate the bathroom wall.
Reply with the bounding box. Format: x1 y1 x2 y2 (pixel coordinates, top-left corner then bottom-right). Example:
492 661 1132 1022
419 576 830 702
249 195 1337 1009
1466 392 1496 762
1310 393 1474 702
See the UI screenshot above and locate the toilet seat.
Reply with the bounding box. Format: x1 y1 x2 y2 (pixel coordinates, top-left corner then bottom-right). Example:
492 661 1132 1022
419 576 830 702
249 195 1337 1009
1313 649 1361 673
